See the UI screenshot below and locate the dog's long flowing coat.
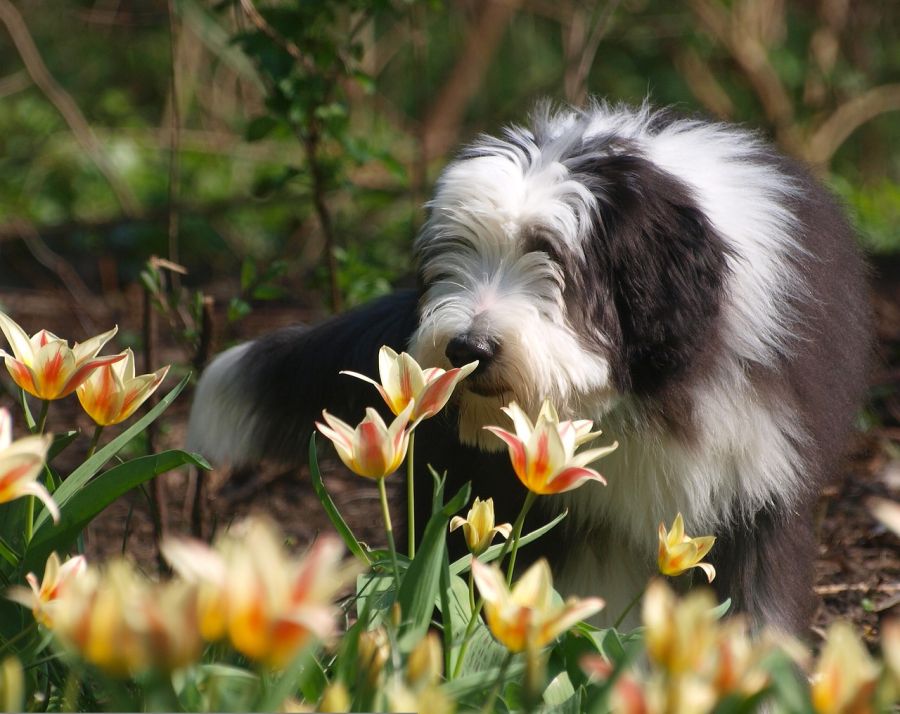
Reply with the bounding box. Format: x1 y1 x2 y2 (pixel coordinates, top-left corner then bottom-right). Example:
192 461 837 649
188 103 870 632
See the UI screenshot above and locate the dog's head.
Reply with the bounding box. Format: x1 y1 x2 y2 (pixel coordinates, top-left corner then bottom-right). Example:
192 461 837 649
409 107 731 448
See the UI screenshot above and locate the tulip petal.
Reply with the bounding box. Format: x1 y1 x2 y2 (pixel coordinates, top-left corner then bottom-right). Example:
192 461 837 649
483 426 527 480
0 409 10 450
0 313 35 365
72 325 118 362
2 355 37 396
542 466 606 494
17 481 59 523
538 596 606 647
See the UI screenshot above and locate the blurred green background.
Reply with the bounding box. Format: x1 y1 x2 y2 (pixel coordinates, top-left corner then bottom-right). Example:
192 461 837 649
0 0 897 318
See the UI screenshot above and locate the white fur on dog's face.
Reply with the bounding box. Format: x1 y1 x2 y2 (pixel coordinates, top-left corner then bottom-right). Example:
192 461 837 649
410 149 614 449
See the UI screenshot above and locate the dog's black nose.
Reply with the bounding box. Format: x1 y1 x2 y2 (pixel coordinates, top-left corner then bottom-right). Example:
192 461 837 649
445 334 496 371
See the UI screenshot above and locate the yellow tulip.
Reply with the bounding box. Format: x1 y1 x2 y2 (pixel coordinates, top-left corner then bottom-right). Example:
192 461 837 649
449 497 512 555
483 401 616 495
0 313 123 400
316 402 413 479
160 536 228 642
472 558 604 653
0 408 56 522
342 345 477 422
657 513 716 582
6 551 86 627
76 349 169 426
642 579 718 675
407 631 443 688
810 621 880 714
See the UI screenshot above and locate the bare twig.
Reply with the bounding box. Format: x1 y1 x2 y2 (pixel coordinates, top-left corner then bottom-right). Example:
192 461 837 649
167 0 182 290
420 0 524 161
0 70 29 99
237 0 316 73
565 0 621 107
687 0 801 153
0 0 140 216
673 46 735 120
7 218 103 332
806 84 900 169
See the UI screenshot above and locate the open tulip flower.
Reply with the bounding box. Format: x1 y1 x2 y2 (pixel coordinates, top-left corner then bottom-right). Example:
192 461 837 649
483 400 617 495
0 408 57 522
472 558 604 653
76 348 169 426
225 523 353 669
658 512 716 582
450 497 512 555
0 313 124 401
342 345 477 421
6 552 87 627
316 401 414 479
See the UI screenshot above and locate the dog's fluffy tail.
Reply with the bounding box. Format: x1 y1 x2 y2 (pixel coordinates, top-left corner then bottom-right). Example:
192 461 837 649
186 289 420 468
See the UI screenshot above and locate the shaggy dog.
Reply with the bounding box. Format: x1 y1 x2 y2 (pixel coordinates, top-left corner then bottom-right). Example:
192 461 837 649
187 101 870 632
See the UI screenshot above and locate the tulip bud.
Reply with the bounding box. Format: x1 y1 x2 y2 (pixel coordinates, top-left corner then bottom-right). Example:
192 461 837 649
407 632 443 688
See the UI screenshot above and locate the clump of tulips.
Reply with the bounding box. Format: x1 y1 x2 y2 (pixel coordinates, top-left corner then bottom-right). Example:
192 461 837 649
0 325 897 712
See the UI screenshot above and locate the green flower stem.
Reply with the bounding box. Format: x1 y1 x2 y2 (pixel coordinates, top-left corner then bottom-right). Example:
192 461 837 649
35 399 50 434
25 400 51 544
377 476 401 584
85 424 104 459
468 568 476 614
24 496 34 544
613 586 646 629
453 491 538 678
505 491 537 585
407 430 415 559
481 651 515 714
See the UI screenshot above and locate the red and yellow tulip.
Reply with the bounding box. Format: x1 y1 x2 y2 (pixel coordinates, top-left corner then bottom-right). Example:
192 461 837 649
164 519 356 670
6 552 86 627
76 348 169 426
342 345 477 421
0 408 56 522
472 558 604 653
657 513 716 582
0 313 123 400
316 402 414 479
483 401 617 495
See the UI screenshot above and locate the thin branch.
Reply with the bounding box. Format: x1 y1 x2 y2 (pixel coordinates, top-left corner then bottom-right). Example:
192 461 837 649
806 83 900 168
673 46 735 120
687 0 801 153
5 219 104 333
0 0 140 216
569 0 621 107
0 70 29 99
166 0 182 286
420 0 524 161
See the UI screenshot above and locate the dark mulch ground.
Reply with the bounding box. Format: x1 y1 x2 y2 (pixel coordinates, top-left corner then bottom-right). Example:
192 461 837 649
1 255 898 652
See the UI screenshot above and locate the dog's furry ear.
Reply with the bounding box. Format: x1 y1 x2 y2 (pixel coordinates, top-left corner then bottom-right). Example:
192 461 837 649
570 149 731 395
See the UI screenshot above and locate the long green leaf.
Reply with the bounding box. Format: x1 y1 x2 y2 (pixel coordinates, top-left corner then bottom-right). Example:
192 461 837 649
23 450 208 572
396 479 470 644
31 375 190 533
443 660 525 699
308 434 370 565
449 509 568 576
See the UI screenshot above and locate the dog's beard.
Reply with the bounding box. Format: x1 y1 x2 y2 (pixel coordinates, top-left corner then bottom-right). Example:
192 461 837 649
456 388 517 451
